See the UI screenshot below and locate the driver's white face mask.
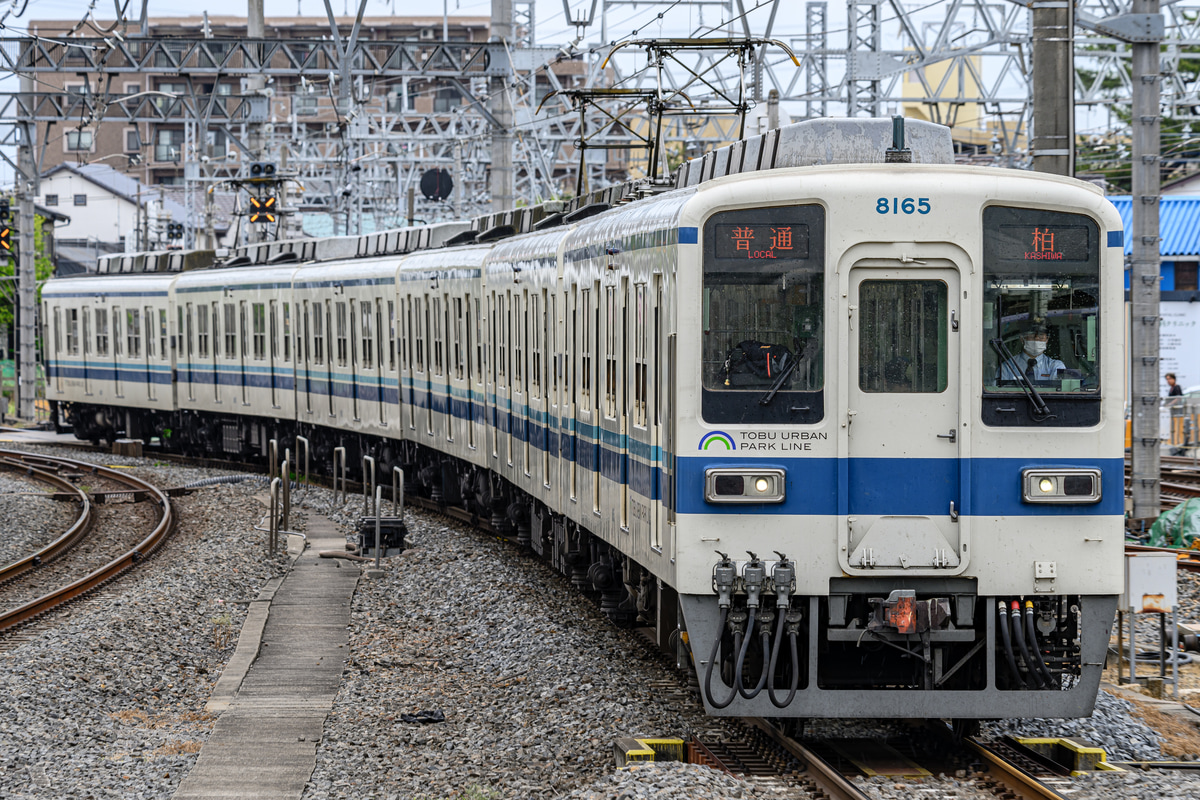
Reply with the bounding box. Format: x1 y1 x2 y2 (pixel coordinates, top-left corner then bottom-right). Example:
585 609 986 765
1023 339 1047 358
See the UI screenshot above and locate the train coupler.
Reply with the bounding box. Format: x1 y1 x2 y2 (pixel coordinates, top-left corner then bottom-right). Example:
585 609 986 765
868 590 951 635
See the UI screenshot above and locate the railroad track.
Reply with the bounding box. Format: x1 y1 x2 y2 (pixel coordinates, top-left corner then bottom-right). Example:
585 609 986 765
0 455 92 586
0 449 176 635
8 439 1121 799
674 717 1080 799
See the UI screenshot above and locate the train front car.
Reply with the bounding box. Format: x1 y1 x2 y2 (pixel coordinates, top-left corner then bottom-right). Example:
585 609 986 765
677 121 1124 719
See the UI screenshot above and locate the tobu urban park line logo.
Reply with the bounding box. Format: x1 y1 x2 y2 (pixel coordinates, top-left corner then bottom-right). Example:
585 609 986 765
699 431 737 451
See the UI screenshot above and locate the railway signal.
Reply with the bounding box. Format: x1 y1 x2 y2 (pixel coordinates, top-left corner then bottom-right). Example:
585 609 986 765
0 224 10 254
166 221 184 240
249 161 277 181
249 196 277 224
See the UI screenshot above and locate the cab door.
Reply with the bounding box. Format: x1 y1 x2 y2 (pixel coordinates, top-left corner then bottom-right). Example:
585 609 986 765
841 262 966 574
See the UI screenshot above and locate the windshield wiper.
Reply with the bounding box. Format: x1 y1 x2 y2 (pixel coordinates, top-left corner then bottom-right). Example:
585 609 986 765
759 355 798 406
990 338 1055 421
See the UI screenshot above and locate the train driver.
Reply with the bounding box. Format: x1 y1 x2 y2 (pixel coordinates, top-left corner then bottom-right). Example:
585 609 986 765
999 322 1065 383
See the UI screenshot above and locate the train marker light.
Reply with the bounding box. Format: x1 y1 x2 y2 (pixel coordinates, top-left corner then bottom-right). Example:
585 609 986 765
705 468 785 504
1022 468 1101 504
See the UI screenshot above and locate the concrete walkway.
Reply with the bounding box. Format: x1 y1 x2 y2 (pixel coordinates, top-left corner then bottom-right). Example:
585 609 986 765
173 515 359 800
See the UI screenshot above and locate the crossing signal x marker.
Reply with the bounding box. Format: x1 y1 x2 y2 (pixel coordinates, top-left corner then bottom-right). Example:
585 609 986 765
250 196 277 224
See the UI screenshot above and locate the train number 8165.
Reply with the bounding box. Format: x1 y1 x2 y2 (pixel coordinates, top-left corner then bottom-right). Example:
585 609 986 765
876 197 931 215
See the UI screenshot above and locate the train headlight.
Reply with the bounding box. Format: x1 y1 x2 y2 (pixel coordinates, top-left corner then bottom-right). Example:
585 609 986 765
705 468 786 504
1021 468 1102 504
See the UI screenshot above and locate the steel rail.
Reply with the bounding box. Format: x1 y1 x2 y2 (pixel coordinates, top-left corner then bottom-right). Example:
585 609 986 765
0 457 92 586
968 738 1070 800
0 450 175 634
744 719 872 800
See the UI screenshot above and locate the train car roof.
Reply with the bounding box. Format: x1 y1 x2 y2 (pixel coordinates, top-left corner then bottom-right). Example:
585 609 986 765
43 271 178 295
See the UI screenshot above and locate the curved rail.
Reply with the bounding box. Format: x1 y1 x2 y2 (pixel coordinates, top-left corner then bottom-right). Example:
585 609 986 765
0 449 175 634
0 457 93 585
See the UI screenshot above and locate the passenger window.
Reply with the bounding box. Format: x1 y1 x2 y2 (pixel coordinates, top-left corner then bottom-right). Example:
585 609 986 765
858 280 947 393
96 308 109 356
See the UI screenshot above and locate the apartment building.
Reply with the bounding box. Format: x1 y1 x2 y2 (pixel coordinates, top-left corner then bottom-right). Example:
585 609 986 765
28 15 497 186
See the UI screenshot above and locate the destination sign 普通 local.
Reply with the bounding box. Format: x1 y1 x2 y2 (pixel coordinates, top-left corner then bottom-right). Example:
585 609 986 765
714 224 810 260
992 224 1090 262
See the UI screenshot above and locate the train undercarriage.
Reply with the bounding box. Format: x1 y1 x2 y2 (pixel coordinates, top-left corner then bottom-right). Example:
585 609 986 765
56 399 1117 719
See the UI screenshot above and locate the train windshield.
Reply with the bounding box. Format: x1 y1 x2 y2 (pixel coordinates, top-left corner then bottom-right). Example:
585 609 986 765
701 205 825 424
982 206 1101 396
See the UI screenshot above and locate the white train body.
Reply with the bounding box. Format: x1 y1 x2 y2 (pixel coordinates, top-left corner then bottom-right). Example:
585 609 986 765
43 119 1124 719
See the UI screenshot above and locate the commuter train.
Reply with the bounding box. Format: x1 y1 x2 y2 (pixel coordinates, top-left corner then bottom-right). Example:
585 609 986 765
42 118 1125 720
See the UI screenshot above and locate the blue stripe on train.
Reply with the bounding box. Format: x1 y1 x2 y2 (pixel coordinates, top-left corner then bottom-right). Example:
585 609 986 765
675 456 1124 517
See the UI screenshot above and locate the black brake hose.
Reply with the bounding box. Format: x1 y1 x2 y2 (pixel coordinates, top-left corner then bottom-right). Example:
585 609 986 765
734 607 759 699
1024 603 1056 687
704 607 739 710
768 613 800 708
741 623 771 700
1010 601 1043 688
998 602 1023 688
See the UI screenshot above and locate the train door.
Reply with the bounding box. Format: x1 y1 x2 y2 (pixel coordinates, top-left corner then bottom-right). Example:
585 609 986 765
184 304 195 402
649 277 662 551
302 300 312 414
349 298 360 421
81 305 91 396
544 289 554 489
158 308 169 404
466 295 476 450
443 294 453 443
268 300 279 408
238 301 249 405
51 306 62 394
488 293 499 460
501 292 512 464
587 283 601 513
143 307 155 401
522 290 532 475
845 264 964 572
325 300 335 417
568 286 578 501
617 278 629 531
376 298 386 426
112 306 123 397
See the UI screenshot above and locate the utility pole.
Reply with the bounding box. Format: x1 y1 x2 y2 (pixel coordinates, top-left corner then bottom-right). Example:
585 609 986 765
1128 0 1165 520
1030 0 1074 176
17 53 36 421
490 0 514 212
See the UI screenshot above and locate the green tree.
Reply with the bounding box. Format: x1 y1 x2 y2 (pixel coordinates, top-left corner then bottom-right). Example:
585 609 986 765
1074 42 1200 193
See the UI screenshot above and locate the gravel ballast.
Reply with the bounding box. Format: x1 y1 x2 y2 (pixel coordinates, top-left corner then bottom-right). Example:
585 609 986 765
0 470 83 567
2 442 1200 800
0 453 289 800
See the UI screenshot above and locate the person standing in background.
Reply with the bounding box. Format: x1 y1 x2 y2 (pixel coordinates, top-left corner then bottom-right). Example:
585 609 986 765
1167 372 1184 406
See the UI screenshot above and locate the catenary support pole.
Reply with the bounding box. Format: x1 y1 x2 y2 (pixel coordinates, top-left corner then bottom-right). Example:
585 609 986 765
1130 0 1164 520
17 53 36 421
490 0 514 213
1030 0 1074 176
